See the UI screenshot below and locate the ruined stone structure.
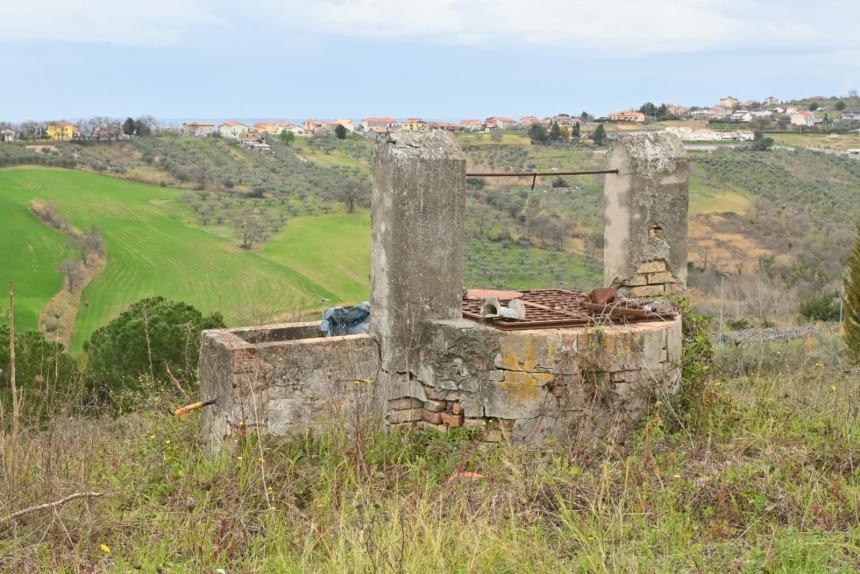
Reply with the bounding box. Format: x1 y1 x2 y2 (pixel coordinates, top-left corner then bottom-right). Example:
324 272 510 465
199 131 688 451
604 132 689 297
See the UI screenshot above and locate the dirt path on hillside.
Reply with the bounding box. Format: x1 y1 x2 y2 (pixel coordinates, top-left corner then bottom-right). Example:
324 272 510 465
29 200 107 347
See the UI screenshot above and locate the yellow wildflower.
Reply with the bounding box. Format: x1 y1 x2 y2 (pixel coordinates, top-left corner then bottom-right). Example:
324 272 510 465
100 543 111 554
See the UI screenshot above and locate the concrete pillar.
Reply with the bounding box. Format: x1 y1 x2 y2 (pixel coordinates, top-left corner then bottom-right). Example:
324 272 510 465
371 131 466 374
603 132 689 297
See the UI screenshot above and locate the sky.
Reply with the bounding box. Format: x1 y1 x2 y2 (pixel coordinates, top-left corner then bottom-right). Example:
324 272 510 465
0 0 858 122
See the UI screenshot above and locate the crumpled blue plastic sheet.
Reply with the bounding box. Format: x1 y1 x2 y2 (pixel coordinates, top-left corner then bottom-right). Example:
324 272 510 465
320 301 371 337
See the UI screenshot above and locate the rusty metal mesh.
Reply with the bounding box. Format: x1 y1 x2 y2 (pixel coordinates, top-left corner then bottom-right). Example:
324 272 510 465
462 289 676 331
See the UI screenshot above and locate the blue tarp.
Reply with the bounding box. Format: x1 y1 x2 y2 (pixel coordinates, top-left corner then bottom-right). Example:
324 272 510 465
320 301 371 337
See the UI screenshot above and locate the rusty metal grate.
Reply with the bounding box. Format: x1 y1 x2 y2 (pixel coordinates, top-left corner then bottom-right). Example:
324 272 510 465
462 289 676 331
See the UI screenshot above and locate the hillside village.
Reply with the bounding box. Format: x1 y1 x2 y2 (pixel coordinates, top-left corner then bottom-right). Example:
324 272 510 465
2 94 860 158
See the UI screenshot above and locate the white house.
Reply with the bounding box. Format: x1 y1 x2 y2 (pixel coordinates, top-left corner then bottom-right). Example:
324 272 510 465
182 122 216 137
729 111 753 123
790 112 817 127
0 127 15 142
219 120 249 139
665 126 754 142
459 119 484 131
361 117 399 132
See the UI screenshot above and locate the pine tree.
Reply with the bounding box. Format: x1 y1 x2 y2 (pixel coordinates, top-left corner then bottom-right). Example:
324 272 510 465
592 124 607 146
845 224 860 363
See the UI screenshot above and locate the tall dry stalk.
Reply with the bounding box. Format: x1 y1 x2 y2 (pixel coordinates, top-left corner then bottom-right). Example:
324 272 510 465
6 281 21 487
8 282 19 437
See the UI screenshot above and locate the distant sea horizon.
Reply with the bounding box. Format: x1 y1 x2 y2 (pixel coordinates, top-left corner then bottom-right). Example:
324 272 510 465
158 117 464 128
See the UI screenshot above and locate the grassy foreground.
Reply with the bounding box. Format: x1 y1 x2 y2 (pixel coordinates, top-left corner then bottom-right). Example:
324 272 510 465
1 333 857 572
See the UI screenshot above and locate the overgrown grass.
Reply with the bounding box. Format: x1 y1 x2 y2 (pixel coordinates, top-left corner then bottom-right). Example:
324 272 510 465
1 332 857 572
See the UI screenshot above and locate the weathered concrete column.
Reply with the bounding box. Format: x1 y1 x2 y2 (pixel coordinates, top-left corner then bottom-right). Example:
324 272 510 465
603 132 689 297
371 131 467 375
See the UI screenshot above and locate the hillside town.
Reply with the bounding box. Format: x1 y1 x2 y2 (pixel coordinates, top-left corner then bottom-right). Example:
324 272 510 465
1 94 859 154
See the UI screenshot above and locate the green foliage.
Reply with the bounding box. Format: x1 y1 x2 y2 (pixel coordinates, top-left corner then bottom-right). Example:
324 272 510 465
122 117 136 136
465 177 485 190
678 298 714 387
751 128 774 151
845 224 860 362
0 322 80 418
591 124 607 146
808 102 819 112
278 130 295 145
334 123 347 139
83 297 225 400
528 123 548 143
662 298 721 432
835 101 847 111
639 102 657 117
798 293 840 322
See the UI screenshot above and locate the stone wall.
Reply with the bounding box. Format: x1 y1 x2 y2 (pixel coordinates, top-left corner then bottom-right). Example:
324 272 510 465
199 316 681 450
386 318 682 444
370 131 466 376
199 322 380 453
603 132 689 296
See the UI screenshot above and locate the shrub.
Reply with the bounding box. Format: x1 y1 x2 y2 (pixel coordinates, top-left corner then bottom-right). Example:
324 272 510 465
662 298 720 432
845 225 860 362
466 177 485 190
799 293 840 322
83 297 225 403
0 323 81 419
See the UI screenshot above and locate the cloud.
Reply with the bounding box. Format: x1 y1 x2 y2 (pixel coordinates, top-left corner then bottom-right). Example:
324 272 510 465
0 0 222 45
1 0 856 54
252 0 859 53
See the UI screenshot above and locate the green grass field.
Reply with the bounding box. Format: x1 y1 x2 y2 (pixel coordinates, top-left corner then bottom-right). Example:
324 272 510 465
0 175 68 331
689 180 751 215
0 169 370 350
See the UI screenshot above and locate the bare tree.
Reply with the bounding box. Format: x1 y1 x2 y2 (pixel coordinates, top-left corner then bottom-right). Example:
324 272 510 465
81 226 105 258
234 209 263 249
72 226 105 265
18 121 42 141
57 260 84 292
